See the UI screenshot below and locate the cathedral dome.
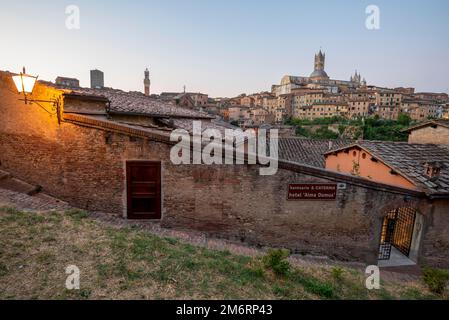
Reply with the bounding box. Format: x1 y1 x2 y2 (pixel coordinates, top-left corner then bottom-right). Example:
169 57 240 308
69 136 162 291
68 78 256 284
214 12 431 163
309 70 329 79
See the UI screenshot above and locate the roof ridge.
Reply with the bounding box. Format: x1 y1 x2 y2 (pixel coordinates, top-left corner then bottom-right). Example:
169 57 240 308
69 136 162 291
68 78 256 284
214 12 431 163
359 140 409 144
325 139 449 194
48 82 214 119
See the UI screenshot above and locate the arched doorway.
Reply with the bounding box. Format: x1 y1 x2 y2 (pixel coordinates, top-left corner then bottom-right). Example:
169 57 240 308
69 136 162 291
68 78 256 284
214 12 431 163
378 207 421 266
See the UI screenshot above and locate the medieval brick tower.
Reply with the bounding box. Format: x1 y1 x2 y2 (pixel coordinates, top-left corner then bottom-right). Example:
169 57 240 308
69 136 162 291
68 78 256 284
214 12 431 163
144 68 151 96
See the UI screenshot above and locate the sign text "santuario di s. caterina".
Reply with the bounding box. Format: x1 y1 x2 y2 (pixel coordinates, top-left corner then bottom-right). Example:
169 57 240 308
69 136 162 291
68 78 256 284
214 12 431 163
287 184 337 200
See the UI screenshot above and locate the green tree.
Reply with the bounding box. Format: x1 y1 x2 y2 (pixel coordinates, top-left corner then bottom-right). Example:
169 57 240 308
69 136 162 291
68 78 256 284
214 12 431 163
397 113 412 126
310 127 339 139
295 126 310 137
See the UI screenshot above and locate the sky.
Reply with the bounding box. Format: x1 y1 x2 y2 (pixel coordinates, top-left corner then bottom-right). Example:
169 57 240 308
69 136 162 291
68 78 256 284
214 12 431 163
0 0 448 97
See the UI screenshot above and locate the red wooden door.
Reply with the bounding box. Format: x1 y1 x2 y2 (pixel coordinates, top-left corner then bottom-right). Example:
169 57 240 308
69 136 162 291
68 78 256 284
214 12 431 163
126 161 161 219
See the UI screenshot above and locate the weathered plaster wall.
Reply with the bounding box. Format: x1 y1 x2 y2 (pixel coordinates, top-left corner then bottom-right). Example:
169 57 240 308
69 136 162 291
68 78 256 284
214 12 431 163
325 147 416 190
408 126 449 146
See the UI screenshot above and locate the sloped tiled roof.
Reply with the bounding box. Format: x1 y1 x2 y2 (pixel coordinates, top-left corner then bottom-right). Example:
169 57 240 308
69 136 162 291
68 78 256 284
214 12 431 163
403 120 449 132
277 138 352 168
158 118 239 136
326 141 449 194
51 84 213 119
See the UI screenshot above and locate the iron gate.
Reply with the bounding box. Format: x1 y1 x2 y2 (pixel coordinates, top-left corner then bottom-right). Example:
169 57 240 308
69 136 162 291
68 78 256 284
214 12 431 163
378 207 417 260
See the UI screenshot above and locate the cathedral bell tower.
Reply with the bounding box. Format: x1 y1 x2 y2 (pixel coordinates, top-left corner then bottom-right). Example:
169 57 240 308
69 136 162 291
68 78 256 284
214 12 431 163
314 50 325 72
310 50 329 80
144 68 151 96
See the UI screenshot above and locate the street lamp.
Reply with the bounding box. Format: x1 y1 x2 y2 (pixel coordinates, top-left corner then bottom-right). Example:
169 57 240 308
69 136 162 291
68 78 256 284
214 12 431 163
12 67 61 124
12 67 38 104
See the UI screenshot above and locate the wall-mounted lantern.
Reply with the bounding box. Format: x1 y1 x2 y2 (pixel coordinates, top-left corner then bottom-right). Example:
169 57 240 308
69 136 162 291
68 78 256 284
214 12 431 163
12 67 61 124
12 68 38 103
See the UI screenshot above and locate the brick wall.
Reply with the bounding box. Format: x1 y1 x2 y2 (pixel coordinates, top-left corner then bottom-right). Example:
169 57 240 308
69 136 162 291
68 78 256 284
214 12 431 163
1 73 448 265
162 164 385 262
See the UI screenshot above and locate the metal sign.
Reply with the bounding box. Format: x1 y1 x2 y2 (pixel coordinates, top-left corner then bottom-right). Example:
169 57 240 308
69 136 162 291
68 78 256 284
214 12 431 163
287 184 337 200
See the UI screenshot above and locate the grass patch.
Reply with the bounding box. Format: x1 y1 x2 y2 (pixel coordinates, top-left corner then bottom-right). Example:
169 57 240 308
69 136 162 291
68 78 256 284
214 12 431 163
422 267 449 295
291 270 336 299
0 206 443 300
36 251 55 265
0 206 22 215
65 209 89 220
400 287 438 300
0 263 8 277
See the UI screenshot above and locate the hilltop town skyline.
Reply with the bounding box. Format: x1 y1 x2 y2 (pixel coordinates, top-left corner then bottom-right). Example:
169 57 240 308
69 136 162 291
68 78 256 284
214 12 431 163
7 50 449 99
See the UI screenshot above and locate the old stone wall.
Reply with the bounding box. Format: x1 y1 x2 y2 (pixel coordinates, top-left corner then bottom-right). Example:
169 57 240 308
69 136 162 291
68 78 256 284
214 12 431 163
420 199 449 268
162 163 384 262
1 74 445 265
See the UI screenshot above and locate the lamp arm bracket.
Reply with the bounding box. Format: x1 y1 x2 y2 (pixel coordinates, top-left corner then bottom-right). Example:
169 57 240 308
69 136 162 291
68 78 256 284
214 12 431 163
19 97 62 124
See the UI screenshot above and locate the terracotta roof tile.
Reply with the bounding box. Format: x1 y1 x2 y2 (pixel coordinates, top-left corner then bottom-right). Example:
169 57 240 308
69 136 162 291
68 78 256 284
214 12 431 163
52 84 213 119
277 138 352 168
327 141 449 194
158 118 239 136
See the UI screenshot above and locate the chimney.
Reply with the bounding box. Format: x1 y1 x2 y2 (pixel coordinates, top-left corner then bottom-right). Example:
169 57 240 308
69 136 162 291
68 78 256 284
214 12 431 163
424 161 443 180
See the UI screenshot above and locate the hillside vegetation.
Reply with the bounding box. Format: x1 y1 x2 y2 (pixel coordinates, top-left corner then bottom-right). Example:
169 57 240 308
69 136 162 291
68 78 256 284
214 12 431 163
285 114 419 141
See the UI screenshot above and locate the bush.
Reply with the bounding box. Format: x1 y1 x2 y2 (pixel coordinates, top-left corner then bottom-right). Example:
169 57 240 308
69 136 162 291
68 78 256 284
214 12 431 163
311 127 339 140
422 267 449 295
79 288 92 299
397 113 412 126
262 248 291 276
338 125 347 135
331 266 344 282
295 126 310 137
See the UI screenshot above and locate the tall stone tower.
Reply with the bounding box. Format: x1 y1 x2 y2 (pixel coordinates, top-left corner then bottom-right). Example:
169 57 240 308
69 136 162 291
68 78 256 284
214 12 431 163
144 68 151 96
90 69 104 89
314 50 325 72
310 50 329 80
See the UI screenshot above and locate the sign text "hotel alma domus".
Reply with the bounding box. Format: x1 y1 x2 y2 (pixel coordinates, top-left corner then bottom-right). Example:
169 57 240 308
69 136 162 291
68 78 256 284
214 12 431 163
287 184 337 200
